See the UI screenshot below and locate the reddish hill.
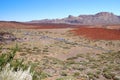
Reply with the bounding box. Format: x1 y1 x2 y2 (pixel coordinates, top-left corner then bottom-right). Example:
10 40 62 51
0 21 120 29
0 21 76 29
71 27 120 40
0 21 35 29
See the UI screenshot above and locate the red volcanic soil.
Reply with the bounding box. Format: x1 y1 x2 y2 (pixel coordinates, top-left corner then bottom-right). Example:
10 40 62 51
27 23 77 29
71 27 120 40
0 21 77 29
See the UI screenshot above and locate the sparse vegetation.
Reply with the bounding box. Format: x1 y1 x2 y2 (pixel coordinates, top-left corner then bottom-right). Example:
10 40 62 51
0 28 120 80
0 45 33 80
56 76 76 80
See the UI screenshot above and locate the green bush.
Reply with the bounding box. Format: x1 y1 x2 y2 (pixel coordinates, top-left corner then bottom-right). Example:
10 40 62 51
0 44 18 70
0 45 33 80
73 72 80 77
60 71 67 76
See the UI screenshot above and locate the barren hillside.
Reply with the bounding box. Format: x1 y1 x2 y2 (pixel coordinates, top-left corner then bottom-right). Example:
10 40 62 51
71 27 120 40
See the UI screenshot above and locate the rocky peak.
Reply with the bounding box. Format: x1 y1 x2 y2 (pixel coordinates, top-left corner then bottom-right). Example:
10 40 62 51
95 12 114 17
29 12 120 25
68 15 75 18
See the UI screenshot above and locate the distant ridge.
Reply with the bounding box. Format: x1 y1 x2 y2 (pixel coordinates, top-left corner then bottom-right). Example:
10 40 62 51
30 12 120 25
0 12 120 29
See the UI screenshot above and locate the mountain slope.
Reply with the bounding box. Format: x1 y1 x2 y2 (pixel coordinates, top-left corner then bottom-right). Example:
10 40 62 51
30 12 120 25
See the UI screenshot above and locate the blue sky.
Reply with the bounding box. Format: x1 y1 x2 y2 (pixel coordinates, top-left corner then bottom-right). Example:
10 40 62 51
0 0 120 21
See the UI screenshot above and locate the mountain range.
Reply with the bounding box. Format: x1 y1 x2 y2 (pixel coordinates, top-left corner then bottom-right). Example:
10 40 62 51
30 12 120 25
0 12 120 29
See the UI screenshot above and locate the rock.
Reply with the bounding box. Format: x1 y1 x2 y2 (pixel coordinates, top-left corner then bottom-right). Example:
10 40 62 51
0 32 16 43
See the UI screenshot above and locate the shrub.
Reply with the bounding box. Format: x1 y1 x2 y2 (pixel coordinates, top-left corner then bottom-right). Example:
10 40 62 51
0 64 33 80
0 44 18 70
56 76 76 80
103 72 115 79
0 45 33 80
73 72 80 77
60 71 67 76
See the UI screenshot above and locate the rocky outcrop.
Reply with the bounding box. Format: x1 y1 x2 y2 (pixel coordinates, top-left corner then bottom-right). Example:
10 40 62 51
0 32 16 43
30 12 120 25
